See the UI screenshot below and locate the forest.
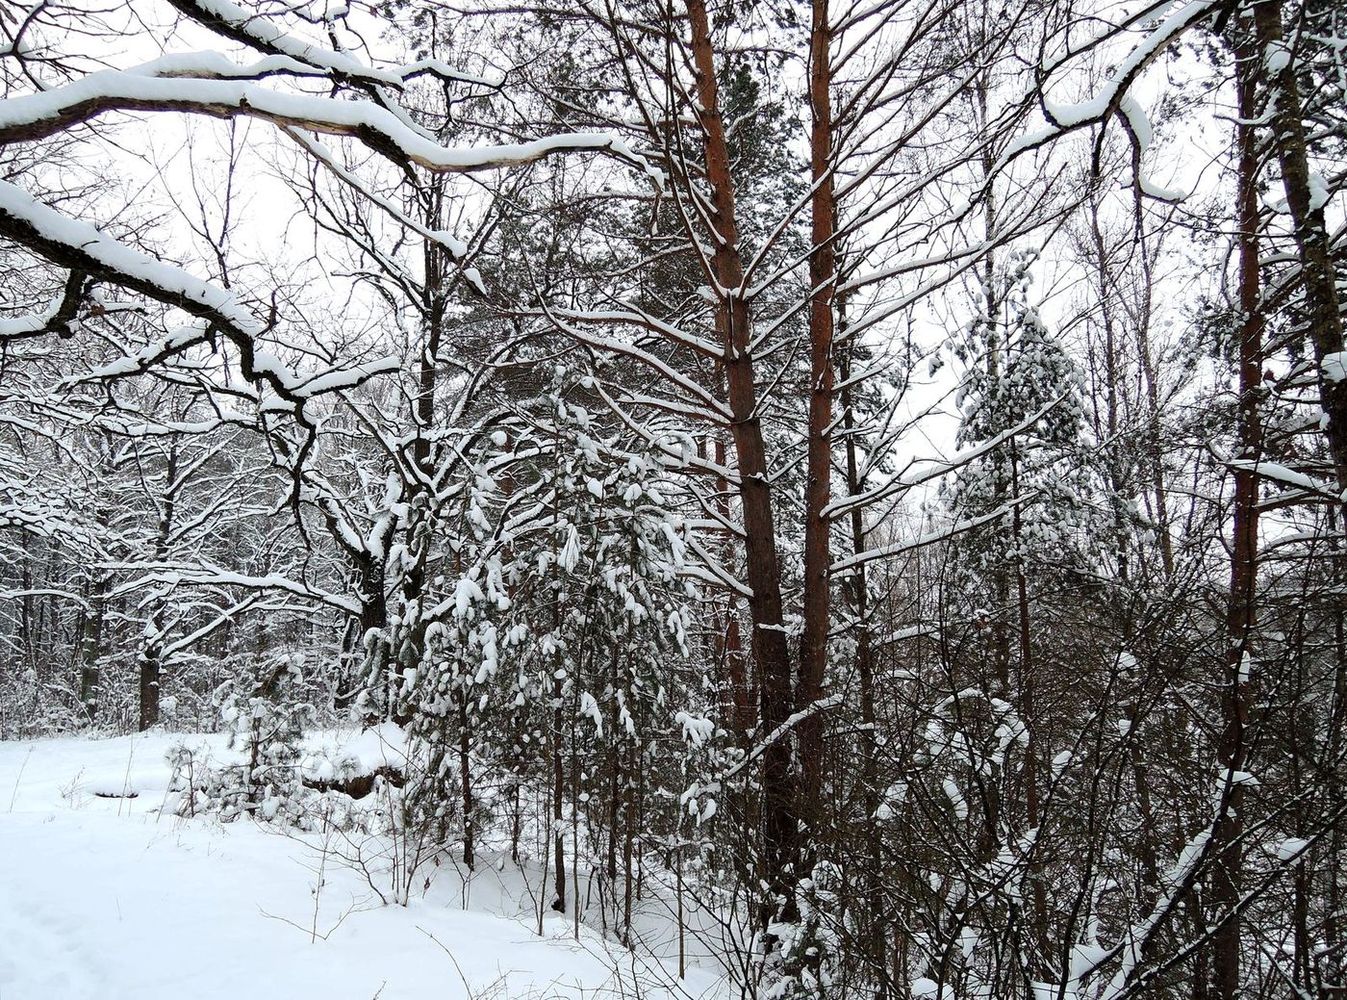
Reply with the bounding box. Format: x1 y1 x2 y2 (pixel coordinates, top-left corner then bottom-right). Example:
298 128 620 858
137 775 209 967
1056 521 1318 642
0 0 1344 997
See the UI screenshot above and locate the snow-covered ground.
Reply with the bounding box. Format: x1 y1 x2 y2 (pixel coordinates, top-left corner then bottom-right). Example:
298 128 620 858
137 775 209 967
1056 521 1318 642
0 733 724 1000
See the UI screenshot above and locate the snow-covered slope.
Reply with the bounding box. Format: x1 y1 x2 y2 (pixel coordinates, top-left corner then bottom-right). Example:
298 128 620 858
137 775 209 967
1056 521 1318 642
0 733 721 1000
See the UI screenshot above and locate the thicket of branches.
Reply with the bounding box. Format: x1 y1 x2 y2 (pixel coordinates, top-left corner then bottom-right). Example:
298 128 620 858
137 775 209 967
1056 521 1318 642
1 0 1345 996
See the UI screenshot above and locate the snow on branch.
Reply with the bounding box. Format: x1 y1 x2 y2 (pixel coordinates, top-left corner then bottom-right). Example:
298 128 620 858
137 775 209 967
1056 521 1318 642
112 562 362 614
166 0 498 91
0 177 275 397
831 499 1033 574
0 180 397 411
0 270 85 341
1002 0 1222 194
0 66 649 176
718 694 845 784
826 395 1064 520
1224 458 1340 501
0 180 256 331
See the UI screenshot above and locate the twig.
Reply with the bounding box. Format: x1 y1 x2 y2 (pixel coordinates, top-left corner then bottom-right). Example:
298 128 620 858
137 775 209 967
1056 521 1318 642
7 744 34 812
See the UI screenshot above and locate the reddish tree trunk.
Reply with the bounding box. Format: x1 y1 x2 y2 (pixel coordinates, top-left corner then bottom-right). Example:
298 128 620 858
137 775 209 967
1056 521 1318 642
796 0 838 864
685 0 797 923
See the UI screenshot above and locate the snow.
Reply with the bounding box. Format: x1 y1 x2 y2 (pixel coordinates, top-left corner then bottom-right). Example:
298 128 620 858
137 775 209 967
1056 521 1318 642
0 733 720 1000
675 712 715 746
1097 826 1213 999
1218 767 1259 788
0 181 260 333
301 722 408 783
0 67 647 177
1003 0 1220 189
1307 172 1330 212
1226 458 1330 495
942 777 968 820
1069 942 1110 980
174 0 503 91
1270 837 1310 862
0 287 68 338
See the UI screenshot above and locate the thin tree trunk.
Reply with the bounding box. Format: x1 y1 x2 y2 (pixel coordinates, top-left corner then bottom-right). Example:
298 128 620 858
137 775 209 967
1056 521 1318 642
1132 236 1175 579
622 735 635 947
1210 36 1264 998
1325 503 1347 990
840 293 887 993
140 438 178 731
19 541 35 676
1010 441 1048 961
460 698 475 870
551 675 566 913
79 573 106 723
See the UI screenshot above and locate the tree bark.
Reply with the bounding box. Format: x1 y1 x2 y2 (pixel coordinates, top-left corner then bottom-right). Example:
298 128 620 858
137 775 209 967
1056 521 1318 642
1210 34 1264 998
796 0 838 877
840 295 887 993
79 572 106 723
1252 0 1347 504
685 0 798 924
140 438 179 731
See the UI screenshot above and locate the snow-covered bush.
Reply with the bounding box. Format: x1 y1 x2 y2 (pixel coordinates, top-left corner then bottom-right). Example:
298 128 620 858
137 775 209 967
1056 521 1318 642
167 653 315 824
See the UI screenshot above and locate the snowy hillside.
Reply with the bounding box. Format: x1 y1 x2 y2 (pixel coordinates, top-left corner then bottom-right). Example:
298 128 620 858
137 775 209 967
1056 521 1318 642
0 734 722 1000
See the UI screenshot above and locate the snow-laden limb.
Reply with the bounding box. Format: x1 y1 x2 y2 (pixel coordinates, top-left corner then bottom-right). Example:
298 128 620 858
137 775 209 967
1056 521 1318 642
0 179 260 332
0 485 103 547
616 389 732 427
166 0 498 90
0 587 91 609
158 593 266 660
289 355 402 399
873 623 938 647
1067 799 1347 1000
74 326 399 412
585 380 739 483
831 500 1033 573
717 694 845 784
80 322 223 380
0 270 84 341
1038 0 1216 131
1002 0 1223 177
826 395 1064 520
1224 458 1338 498
1323 351 1347 383
0 180 397 409
1065 826 1216 999
680 531 753 598
282 128 481 277
111 561 362 614
129 51 342 82
543 311 733 421
545 307 723 360
0 67 647 175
